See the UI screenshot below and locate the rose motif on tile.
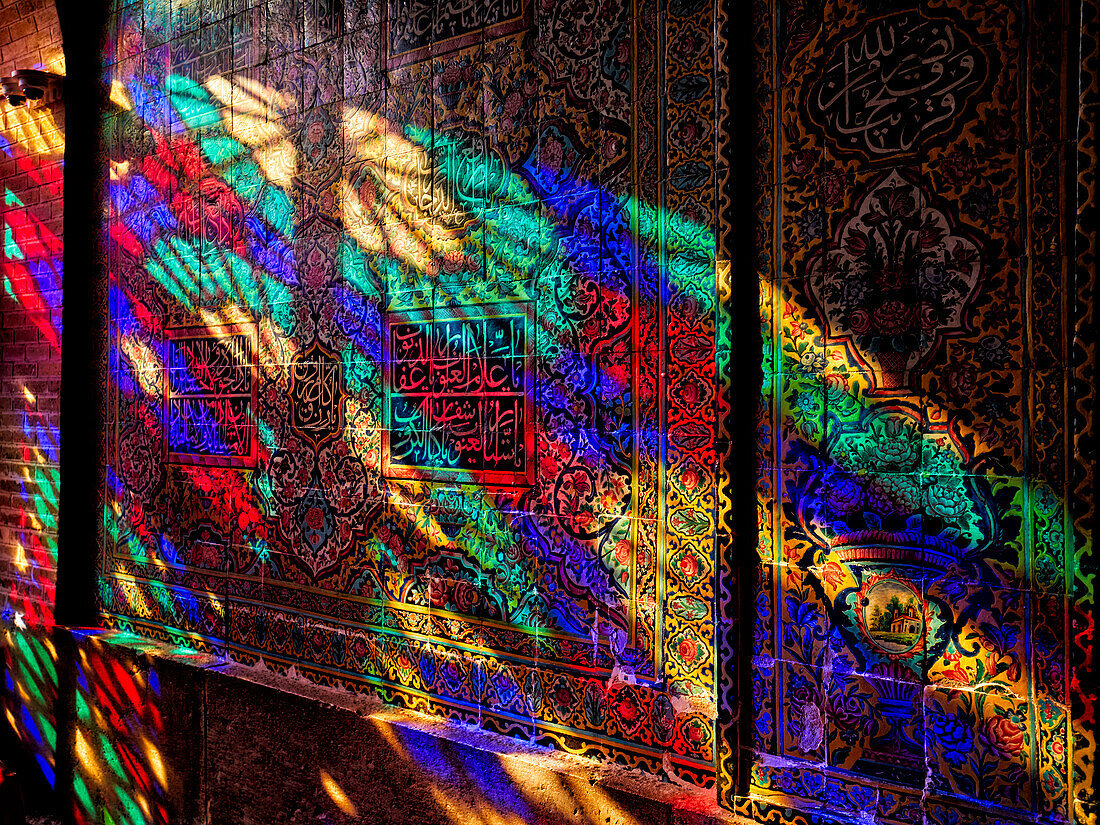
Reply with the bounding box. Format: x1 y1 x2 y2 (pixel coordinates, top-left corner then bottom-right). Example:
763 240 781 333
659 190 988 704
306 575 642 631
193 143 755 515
806 170 983 394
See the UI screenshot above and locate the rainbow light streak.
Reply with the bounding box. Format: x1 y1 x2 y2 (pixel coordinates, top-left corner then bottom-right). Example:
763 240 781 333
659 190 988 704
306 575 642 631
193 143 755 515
91 3 1087 803
100 65 718 646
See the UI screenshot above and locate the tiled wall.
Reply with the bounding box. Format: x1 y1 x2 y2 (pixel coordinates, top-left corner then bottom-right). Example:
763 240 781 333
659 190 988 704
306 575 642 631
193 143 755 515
87 0 1097 822
721 2 1097 824
100 0 724 786
0 0 63 630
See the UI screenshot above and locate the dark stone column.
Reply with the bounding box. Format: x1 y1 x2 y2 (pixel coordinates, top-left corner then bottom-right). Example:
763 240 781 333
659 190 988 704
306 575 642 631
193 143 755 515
54 0 108 629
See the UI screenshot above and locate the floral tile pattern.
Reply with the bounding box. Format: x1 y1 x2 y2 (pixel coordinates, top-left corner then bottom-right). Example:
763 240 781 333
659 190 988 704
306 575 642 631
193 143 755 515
98 0 724 791
723 0 1098 823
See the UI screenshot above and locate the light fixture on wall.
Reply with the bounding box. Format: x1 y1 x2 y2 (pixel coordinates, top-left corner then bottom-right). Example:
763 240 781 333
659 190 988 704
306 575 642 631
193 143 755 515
1 69 64 108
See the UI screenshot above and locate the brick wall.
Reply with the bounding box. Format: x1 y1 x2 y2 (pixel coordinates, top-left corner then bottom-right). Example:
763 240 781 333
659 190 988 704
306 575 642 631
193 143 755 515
0 0 62 628
0 0 63 75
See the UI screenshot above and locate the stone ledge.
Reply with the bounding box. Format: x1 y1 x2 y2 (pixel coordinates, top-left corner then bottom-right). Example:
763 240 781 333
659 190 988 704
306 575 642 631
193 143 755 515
76 628 738 825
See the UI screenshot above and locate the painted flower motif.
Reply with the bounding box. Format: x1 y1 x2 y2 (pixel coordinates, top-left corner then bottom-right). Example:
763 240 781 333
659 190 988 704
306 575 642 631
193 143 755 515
944 363 977 399
818 170 848 208
807 171 983 393
789 317 815 340
796 209 824 240
848 308 872 334
453 580 478 613
828 689 876 742
1041 524 1065 549
610 687 643 732
940 149 977 186
792 390 819 417
670 114 705 149
822 373 850 403
1049 734 1066 759
350 635 369 661
787 149 816 176
539 135 565 172
975 335 1009 367
962 186 996 220
979 714 1025 760
929 710 973 766
788 675 821 710
919 261 949 290
982 113 1017 146
678 551 699 578
550 678 575 713
855 417 921 470
866 474 922 515
613 540 631 565
799 350 827 373
678 637 699 663
304 506 325 531
841 279 870 304
583 681 606 727
820 561 847 589
825 477 863 513
671 28 703 60
671 374 712 407
979 395 1009 420
439 657 465 692
872 299 916 336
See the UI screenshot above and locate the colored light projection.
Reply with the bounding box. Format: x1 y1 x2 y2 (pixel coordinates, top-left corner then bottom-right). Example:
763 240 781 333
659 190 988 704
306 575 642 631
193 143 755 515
94 1 1095 821
1 628 176 825
383 306 534 484
0 89 64 633
0 36 68 817
99 0 723 785
723 3 1095 825
0 52 169 825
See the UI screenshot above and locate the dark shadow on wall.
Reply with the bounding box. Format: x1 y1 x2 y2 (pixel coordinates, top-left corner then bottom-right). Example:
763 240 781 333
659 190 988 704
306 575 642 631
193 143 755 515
53 0 108 632
715 0 762 806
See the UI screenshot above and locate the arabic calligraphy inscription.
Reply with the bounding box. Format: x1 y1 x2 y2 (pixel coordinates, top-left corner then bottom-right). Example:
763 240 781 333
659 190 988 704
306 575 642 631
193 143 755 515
165 326 257 465
387 0 530 66
384 305 533 483
290 342 346 447
809 12 987 157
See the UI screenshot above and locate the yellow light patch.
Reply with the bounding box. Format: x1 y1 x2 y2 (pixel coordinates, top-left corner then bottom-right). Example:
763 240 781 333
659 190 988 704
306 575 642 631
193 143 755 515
74 728 102 781
145 738 168 789
109 80 133 111
320 770 358 817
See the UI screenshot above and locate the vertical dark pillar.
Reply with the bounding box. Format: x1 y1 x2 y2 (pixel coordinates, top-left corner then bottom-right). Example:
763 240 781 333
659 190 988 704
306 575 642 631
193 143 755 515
53 4 108 822
728 0 761 800
54 0 108 628
715 0 760 808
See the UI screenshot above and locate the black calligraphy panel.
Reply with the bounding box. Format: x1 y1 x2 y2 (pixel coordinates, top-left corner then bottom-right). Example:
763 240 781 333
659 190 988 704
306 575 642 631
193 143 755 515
386 0 530 66
384 307 532 482
290 342 346 446
808 11 988 157
166 328 257 465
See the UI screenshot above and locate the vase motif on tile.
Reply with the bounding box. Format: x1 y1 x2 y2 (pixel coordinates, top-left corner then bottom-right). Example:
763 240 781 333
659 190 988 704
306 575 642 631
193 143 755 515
807 170 984 394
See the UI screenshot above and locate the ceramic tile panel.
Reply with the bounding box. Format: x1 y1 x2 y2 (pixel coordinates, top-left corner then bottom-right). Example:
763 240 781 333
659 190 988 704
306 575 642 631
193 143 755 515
740 0 1095 822
86 0 1097 817
98 0 724 787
